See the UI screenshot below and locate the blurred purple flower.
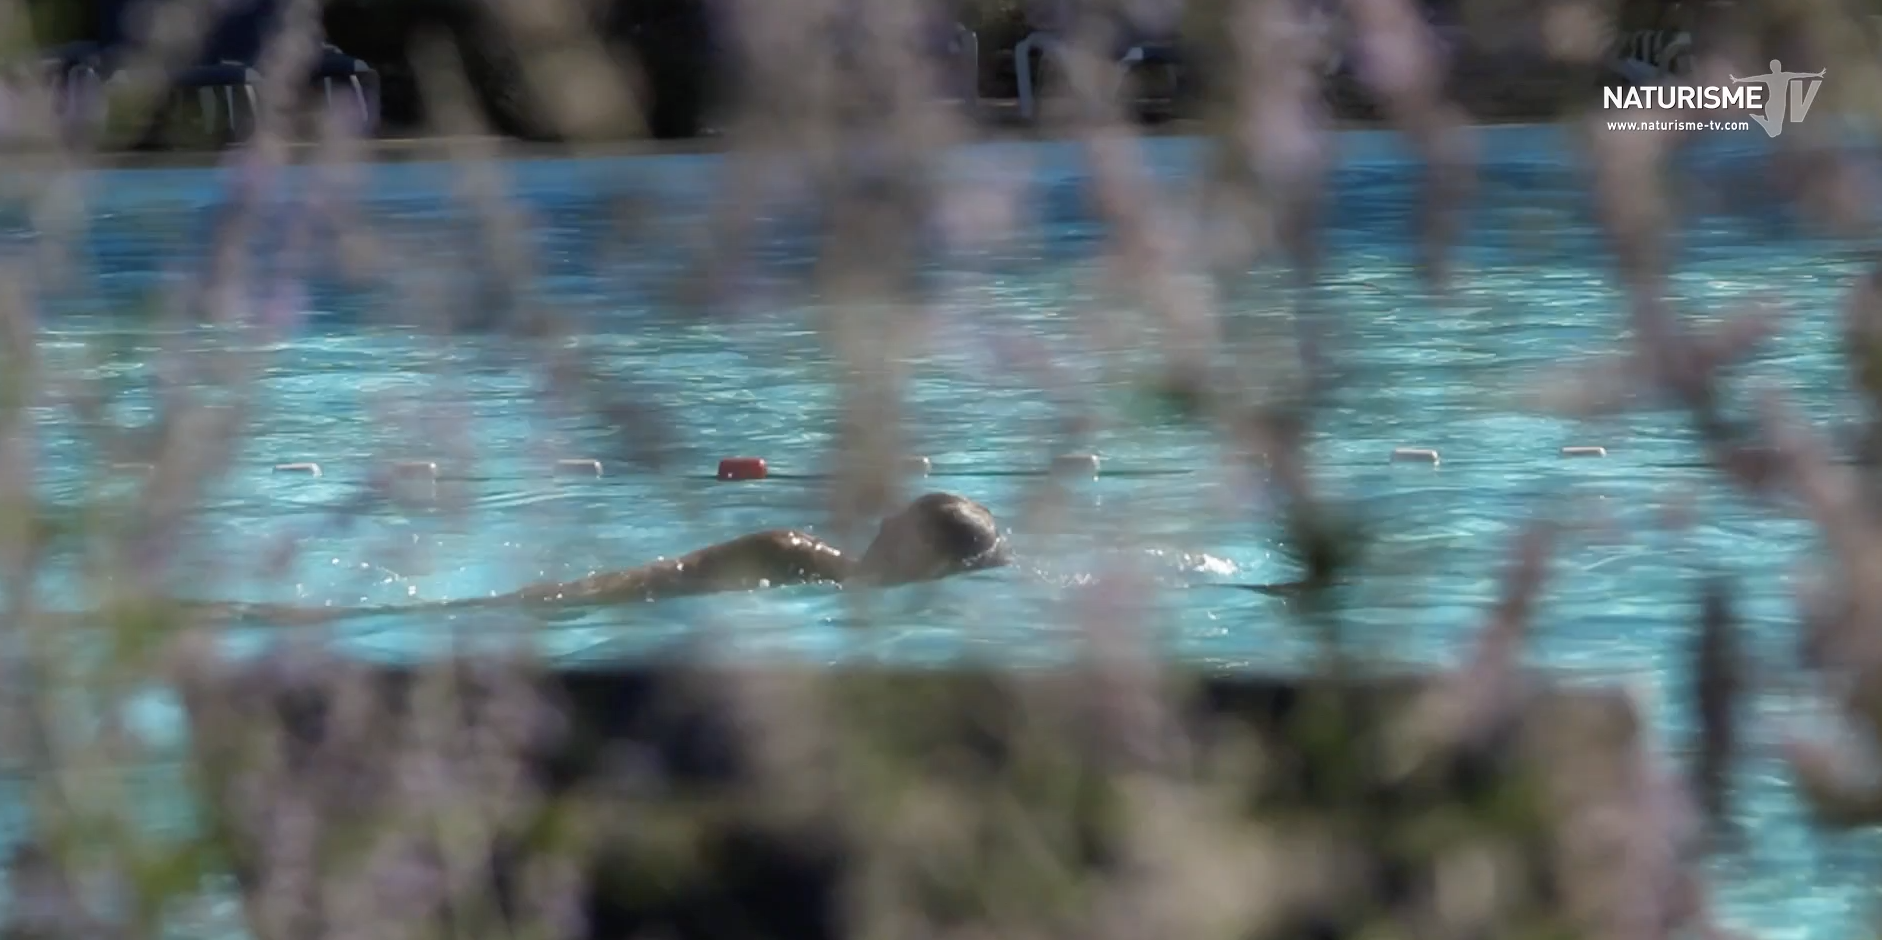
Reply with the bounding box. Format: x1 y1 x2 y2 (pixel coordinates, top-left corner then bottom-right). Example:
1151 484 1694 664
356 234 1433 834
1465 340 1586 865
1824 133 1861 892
258 275 308 337
219 151 275 223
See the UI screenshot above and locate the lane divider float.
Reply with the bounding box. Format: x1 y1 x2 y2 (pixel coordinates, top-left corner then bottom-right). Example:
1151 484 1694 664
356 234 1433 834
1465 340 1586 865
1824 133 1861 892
717 456 769 481
555 458 604 477
391 460 439 479
1052 453 1102 477
261 444 1639 486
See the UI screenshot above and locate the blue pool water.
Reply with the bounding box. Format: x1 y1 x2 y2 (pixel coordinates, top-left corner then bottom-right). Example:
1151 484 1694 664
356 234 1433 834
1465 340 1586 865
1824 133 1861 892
19 123 1882 935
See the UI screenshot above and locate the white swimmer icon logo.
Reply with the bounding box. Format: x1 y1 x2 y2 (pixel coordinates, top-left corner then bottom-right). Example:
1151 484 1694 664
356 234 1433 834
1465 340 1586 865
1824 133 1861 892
1729 59 1826 138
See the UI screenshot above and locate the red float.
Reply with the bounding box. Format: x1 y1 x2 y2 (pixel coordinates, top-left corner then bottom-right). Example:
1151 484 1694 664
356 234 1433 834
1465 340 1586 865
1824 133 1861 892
717 457 769 481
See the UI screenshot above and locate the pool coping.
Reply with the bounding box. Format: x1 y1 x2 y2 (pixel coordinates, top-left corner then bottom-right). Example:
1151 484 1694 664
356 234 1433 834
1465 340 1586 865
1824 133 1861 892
53 115 1565 170
37 116 1786 181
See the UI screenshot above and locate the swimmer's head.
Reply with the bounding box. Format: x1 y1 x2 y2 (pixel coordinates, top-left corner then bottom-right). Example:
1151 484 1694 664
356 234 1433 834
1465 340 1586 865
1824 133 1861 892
853 492 1011 586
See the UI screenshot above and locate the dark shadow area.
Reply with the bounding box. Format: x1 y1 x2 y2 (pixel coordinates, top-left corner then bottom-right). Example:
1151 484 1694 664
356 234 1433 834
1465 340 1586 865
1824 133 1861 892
22 0 1692 144
180 653 1637 940
320 0 722 139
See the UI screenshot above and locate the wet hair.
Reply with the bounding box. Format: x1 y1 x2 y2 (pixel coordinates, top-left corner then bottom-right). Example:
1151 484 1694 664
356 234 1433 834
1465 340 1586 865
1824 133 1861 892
853 493 1011 586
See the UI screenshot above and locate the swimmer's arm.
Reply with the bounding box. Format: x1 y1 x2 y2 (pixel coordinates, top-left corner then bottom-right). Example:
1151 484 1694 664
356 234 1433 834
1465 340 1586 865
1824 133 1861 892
499 529 852 605
1226 580 1316 597
152 599 368 626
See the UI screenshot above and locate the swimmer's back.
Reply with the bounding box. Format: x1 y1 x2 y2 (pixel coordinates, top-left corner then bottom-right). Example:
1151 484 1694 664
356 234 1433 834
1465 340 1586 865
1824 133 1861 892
174 529 852 627
499 528 850 605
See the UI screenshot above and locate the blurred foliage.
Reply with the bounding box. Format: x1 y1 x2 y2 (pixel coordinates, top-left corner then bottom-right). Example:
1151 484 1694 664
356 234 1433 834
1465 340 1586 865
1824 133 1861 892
175 664 1631 940
5 0 1882 936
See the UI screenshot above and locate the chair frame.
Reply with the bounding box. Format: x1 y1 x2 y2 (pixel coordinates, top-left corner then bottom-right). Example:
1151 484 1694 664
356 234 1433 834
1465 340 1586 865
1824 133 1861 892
43 44 381 147
1014 29 1190 121
945 22 981 117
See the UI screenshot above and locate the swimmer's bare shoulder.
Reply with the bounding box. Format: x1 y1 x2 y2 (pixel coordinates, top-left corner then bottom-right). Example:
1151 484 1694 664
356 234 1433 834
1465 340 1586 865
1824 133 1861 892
499 529 851 605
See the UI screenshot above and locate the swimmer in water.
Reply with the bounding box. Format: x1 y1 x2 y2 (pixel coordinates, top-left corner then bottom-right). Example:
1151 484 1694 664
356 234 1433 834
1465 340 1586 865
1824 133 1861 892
492 490 1011 605
199 492 1013 624
179 491 1311 626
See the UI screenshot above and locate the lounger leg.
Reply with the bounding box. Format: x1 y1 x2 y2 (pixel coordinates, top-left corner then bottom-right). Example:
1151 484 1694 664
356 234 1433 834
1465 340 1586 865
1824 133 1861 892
349 76 367 129
80 67 102 130
48 68 69 128
65 66 103 140
1115 46 1144 105
198 88 217 136
1015 32 1040 120
960 26 979 116
91 70 118 142
55 67 73 138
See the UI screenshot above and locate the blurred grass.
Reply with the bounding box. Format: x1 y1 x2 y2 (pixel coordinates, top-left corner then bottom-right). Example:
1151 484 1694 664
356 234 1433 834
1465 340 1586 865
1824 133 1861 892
0 0 1877 938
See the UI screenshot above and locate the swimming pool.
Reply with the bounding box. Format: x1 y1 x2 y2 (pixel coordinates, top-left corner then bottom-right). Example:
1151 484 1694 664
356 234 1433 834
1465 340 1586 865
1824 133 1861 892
21 122 1882 936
